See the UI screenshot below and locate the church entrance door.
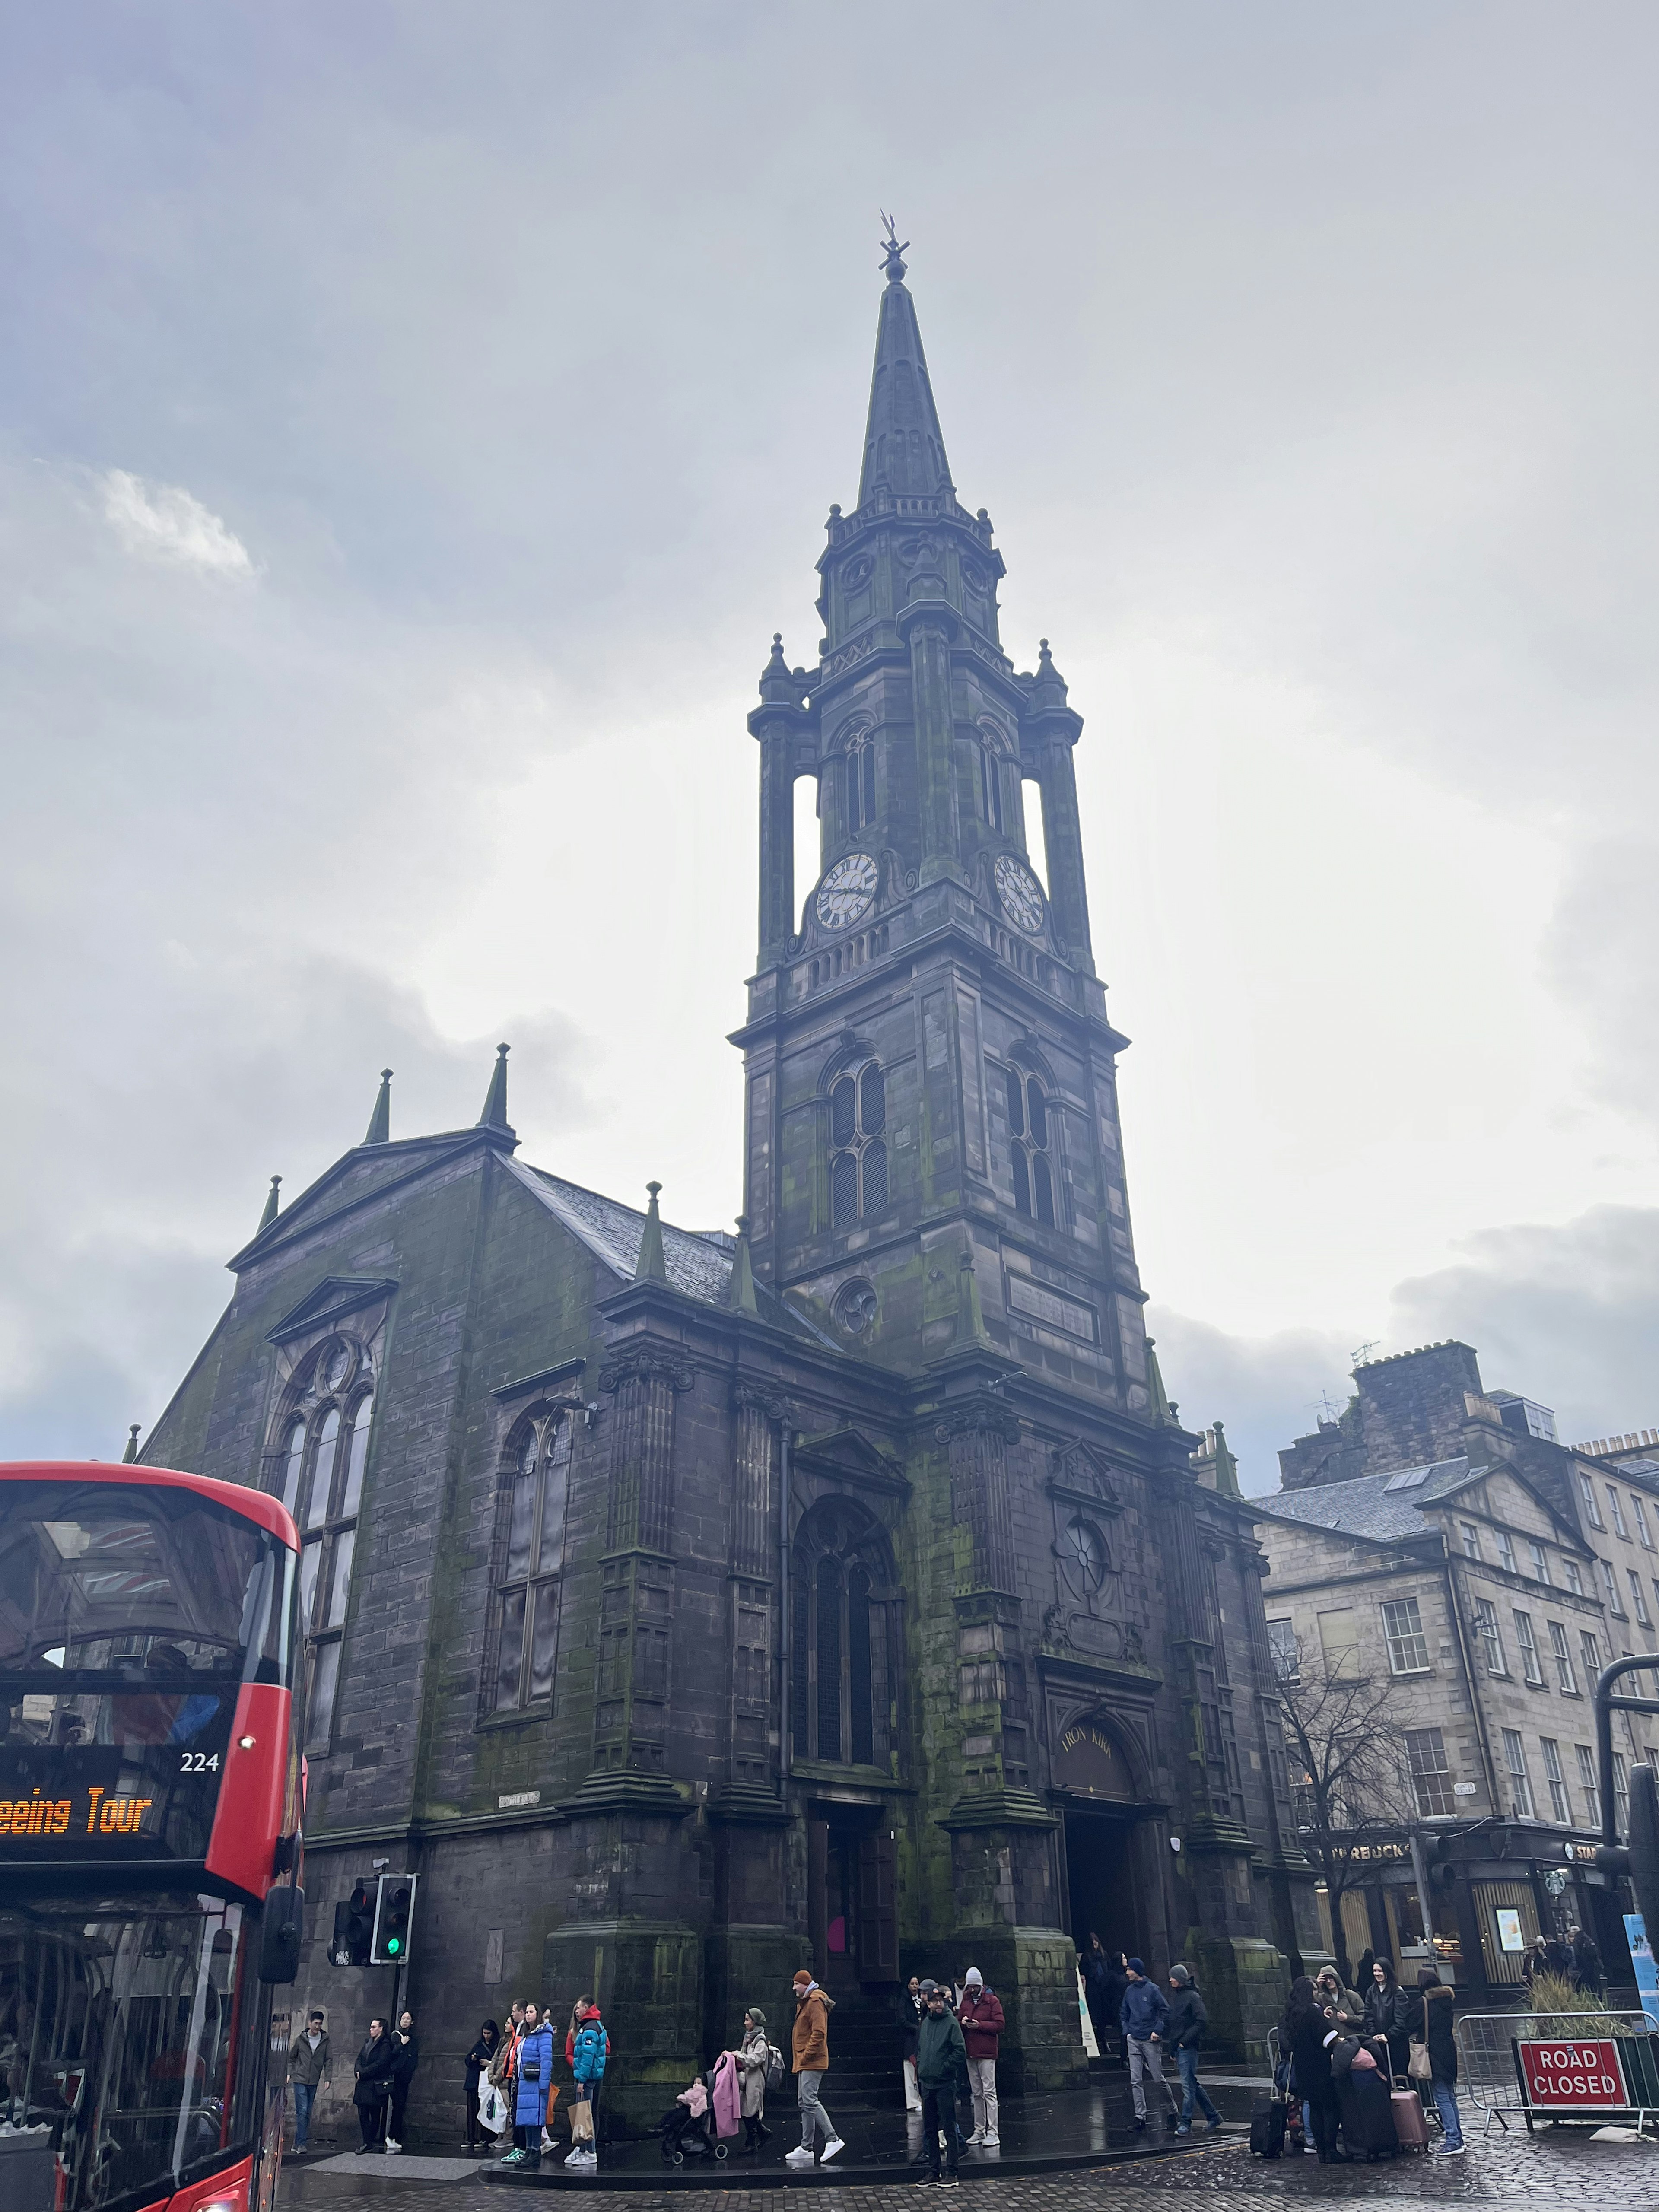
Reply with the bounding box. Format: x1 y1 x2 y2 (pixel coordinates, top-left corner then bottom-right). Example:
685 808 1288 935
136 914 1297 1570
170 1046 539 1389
807 1808 895 1989
1065 1808 1145 1976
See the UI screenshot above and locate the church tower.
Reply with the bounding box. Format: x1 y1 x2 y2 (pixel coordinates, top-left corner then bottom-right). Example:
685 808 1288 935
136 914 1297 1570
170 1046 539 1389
737 225 1149 1414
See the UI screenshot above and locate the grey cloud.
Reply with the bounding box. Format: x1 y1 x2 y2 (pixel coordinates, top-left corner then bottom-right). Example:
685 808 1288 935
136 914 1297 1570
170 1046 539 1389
1145 1309 1358 1499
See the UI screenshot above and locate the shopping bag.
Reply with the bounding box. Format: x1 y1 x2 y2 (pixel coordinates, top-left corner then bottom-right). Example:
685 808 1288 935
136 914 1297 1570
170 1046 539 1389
571 2096 594 2143
1407 2039 1432 2082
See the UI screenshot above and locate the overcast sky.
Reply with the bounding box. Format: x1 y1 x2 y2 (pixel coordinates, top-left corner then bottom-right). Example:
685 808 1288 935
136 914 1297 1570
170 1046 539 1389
4 3 1657 1492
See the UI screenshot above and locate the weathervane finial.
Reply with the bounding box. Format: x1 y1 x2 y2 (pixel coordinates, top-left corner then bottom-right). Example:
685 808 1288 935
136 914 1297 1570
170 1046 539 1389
879 211 909 283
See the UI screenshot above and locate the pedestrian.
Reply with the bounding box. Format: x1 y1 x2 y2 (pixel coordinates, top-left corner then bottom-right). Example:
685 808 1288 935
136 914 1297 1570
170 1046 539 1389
1543 1931 1575 1980
1163 1967 1221 2135
500 2001 554 2169
1570 1924 1606 1996
915 1980 968 2187
288 2007 330 2155
785 1968 845 2168
1119 1959 1179 2129
465 2022 499 2155
567 1997 609 2170
897 1975 926 2113
1101 1949 1130 2060
1313 1965 1363 2025
1404 1967 1463 2156
386 2009 418 2154
956 1967 1004 2148
1285 1977 1344 2164
735 2006 773 2150
352 2017 397 2154
1330 2031 1398 2161
1362 1959 1409 2079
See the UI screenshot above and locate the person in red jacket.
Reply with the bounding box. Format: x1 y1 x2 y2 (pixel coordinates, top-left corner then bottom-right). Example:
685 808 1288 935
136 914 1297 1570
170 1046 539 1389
956 1968 1006 2148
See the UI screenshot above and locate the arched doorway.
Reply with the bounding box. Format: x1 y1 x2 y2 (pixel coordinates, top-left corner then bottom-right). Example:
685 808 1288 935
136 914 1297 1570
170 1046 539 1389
1053 1713 1154 1979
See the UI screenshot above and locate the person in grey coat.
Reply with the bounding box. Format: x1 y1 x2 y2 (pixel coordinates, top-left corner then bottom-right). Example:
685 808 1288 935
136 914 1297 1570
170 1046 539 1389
288 2009 330 2153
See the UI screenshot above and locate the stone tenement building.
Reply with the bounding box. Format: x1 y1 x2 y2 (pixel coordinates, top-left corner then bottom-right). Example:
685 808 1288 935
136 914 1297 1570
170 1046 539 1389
140 236 1312 2133
1259 1341 1659 2002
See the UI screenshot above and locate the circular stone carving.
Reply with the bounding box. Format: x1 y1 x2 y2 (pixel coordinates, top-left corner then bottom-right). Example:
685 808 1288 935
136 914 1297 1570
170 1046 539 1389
832 1278 878 1335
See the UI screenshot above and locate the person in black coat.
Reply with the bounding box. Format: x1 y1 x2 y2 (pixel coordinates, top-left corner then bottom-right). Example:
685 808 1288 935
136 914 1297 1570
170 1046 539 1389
352 2018 397 2153
896 1977 926 2113
1403 1968 1462 2155
465 2022 499 2154
1361 1959 1409 2079
1331 2034 1398 2160
386 2011 419 2153
1570 1925 1606 1996
1284 1977 1346 2163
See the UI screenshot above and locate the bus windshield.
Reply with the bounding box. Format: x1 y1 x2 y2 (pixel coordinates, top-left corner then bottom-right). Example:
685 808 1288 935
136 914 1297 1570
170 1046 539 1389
0 1481 293 1867
0 1891 266 2212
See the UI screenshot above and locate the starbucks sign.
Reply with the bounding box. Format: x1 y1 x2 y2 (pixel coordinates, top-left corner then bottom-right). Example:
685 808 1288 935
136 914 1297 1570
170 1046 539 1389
1053 1717 1135 1800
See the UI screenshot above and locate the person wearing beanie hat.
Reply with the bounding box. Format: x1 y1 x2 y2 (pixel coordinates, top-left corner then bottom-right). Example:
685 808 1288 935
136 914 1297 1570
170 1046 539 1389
1165 1967 1221 2134
956 1969 1005 2148
785 1971 843 2168
1120 1960 1179 2128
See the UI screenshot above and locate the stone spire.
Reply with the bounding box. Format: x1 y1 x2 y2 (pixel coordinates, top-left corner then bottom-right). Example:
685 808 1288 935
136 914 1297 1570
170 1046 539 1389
729 1215 759 1315
364 1068 392 1145
257 1174 282 1233
121 1424 141 1463
1209 1419 1242 1500
635 1181 667 1283
478 1044 512 1131
858 219 953 503
1146 1338 1179 1427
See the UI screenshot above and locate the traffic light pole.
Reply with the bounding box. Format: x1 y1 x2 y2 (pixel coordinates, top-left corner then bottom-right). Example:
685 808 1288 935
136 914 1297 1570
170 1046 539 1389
1591 1656 1659 1942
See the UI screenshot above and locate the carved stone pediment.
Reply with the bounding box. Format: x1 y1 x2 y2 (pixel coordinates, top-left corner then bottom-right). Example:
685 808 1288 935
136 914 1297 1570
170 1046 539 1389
1047 1440 1125 1514
267 1276 397 1345
793 1424 909 1498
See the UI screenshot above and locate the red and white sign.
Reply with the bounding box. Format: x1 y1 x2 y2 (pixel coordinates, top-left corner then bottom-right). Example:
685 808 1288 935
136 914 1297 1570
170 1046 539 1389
1516 2038 1628 2109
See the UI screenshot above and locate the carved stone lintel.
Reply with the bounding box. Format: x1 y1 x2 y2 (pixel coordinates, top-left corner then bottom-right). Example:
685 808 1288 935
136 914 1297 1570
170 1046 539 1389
599 1352 695 1395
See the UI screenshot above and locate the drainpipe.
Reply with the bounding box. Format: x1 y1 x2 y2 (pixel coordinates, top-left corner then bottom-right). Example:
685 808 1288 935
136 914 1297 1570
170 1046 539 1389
1441 1545 1503 1811
779 1423 792 1791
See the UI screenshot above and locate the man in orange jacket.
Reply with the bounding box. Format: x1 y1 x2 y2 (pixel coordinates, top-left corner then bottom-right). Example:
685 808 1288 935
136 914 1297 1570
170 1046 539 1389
784 1970 845 2168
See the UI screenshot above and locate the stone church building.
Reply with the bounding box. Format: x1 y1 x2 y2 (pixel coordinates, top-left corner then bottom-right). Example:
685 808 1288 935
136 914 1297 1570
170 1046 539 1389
141 237 1314 2133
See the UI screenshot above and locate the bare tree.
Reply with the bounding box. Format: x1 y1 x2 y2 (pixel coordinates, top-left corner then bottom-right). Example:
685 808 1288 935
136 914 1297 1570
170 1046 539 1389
1273 1636 1419 1983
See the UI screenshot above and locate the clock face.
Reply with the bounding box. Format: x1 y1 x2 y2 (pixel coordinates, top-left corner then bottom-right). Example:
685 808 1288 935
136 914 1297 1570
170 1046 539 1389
995 852 1046 934
816 851 878 932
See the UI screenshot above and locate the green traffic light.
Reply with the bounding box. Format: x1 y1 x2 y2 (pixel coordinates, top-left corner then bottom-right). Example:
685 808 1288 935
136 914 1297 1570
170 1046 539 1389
387 1936 401 1954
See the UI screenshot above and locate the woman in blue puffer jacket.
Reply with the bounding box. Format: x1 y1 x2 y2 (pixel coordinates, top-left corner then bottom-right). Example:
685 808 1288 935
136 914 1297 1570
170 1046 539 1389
504 2005 556 2170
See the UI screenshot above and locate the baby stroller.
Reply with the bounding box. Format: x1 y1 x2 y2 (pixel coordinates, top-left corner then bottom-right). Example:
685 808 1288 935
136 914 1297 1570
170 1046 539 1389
659 2070 730 2164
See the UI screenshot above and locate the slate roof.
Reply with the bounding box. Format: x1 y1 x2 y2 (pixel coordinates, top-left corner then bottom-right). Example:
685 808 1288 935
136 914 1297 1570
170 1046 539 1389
506 1159 842 1351
1253 1457 1478 1544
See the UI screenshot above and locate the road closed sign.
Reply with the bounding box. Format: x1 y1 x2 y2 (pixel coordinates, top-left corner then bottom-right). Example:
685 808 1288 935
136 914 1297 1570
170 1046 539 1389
1516 2038 1628 2110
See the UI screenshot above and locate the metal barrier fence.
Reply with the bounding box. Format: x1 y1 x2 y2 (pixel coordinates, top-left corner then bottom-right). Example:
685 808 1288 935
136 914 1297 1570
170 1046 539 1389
1454 2009 1659 2133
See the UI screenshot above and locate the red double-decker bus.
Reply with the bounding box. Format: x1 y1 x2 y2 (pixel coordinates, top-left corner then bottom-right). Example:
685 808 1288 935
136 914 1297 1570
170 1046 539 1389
0 1463 305 2212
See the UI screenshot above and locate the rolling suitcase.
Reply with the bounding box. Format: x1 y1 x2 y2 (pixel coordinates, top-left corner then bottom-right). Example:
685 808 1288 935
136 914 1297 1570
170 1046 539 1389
1390 2079 1430 2151
1249 2093 1286 2158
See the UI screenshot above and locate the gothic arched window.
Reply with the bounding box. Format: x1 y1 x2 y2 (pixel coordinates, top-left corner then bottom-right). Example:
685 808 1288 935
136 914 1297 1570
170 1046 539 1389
487 1408 574 1713
264 1337 374 1754
830 1060 888 1229
1006 1065 1056 1227
790 1502 899 1770
844 728 877 833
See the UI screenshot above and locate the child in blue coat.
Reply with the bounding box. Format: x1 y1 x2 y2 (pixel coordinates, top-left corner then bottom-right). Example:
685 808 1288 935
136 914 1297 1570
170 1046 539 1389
566 2002 609 2171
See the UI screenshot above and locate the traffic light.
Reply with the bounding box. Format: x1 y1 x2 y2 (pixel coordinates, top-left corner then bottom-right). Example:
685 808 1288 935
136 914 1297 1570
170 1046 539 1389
333 1878 376 1967
371 1872 418 1965
1424 1833 1459 1890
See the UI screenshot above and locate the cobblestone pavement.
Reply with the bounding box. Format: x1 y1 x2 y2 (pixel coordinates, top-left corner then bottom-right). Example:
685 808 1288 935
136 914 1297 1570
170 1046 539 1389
279 2129 1659 2212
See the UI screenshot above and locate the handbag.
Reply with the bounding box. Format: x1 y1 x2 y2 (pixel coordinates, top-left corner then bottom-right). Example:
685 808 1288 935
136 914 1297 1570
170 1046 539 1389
1407 2037 1432 2082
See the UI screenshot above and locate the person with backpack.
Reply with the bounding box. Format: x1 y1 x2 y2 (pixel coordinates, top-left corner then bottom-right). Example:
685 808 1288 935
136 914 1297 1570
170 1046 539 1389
956 1968 1004 2148
567 1999 609 2169
915 1980 969 2186
734 2007 775 2151
1164 1966 1221 2134
785 1969 845 2168
1119 1959 1179 2128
